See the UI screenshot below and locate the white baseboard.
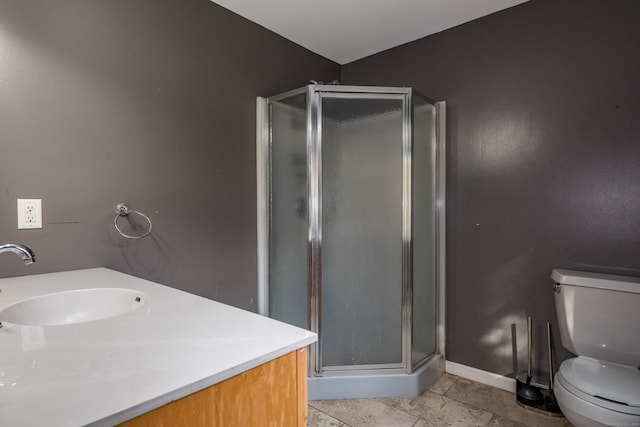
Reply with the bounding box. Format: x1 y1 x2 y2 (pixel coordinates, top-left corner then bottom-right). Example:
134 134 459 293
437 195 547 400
445 360 516 393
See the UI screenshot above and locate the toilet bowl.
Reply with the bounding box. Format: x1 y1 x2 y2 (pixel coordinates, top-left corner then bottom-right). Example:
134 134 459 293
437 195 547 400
552 269 640 427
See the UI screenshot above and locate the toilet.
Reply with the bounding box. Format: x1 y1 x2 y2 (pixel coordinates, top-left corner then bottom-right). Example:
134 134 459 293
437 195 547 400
552 269 640 427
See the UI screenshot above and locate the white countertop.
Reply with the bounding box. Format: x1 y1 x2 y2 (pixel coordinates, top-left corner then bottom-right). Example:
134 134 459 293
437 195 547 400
0 268 316 426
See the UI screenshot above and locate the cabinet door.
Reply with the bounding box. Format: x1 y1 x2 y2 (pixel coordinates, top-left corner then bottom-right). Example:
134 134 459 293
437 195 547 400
119 348 308 427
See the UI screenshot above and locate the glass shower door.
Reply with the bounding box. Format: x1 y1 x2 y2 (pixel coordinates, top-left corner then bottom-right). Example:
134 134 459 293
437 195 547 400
318 94 405 371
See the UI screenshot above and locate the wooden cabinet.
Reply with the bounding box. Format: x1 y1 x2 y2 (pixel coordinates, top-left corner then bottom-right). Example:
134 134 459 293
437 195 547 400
119 347 308 427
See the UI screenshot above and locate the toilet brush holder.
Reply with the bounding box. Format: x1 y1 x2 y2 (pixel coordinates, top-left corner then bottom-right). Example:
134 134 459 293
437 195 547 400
544 322 563 415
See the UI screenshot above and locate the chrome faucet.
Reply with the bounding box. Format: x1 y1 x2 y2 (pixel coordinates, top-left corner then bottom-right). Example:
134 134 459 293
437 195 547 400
0 243 36 265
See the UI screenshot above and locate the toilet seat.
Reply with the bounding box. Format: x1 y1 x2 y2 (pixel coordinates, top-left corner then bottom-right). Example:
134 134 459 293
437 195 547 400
555 376 640 427
556 357 640 416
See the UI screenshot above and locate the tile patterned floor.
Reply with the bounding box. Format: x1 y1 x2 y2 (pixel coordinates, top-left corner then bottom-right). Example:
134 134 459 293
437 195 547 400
308 374 572 427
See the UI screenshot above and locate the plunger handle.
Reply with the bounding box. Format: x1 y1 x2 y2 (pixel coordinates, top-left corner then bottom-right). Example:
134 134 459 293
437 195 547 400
527 316 533 379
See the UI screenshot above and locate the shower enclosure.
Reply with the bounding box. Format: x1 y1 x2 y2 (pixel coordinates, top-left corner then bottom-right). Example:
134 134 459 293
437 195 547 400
257 84 446 399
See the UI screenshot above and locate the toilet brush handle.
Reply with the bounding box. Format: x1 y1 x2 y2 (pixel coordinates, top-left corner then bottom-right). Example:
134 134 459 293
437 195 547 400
547 322 554 389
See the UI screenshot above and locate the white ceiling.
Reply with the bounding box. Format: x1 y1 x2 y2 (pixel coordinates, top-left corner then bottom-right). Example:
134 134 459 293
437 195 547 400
210 0 529 64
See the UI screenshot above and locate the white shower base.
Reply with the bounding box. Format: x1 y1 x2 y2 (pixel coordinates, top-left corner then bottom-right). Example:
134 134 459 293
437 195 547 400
308 354 444 400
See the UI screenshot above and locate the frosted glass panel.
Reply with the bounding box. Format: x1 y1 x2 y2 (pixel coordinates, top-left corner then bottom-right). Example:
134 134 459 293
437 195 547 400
269 93 308 329
412 95 437 366
320 96 404 367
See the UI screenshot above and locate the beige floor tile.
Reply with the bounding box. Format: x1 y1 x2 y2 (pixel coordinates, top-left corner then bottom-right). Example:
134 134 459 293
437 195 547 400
307 405 346 427
444 378 570 427
487 415 528 426
428 373 459 395
310 399 419 427
380 390 494 427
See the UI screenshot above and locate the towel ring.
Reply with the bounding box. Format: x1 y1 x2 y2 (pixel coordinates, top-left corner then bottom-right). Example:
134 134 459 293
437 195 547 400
114 203 152 239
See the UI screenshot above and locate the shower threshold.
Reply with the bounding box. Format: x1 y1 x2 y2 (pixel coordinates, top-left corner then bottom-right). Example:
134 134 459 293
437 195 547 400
308 354 444 400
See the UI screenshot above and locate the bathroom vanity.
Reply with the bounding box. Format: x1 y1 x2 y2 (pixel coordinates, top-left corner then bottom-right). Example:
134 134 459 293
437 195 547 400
0 268 316 426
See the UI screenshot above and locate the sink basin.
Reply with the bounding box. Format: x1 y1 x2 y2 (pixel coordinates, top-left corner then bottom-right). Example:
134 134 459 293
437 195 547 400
0 288 147 326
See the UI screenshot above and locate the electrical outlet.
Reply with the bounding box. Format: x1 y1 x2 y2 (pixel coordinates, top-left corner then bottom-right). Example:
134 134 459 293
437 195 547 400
17 199 42 229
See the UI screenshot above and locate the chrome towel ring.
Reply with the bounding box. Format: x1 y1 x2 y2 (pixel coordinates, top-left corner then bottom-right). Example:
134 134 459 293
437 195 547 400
114 203 152 239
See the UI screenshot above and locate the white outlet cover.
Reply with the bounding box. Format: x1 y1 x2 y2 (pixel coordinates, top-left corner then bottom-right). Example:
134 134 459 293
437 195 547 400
17 199 42 229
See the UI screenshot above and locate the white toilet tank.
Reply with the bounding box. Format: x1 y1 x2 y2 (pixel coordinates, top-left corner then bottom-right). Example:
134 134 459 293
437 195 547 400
552 269 640 367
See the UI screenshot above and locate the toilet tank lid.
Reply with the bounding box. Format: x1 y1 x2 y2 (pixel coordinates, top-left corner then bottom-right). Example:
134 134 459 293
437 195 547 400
551 269 640 294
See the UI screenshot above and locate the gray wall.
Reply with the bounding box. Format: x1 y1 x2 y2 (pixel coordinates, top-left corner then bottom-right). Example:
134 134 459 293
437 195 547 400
0 0 339 310
2 0 639 378
342 0 640 375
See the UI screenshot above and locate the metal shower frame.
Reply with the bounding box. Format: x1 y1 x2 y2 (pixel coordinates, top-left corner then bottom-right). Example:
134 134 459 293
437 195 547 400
256 84 446 377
